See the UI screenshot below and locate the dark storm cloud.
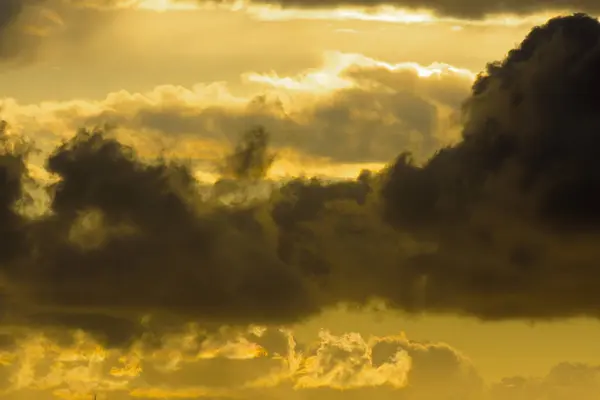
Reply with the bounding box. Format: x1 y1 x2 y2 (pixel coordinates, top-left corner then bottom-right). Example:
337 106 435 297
198 0 600 19
4 13 600 339
380 13 600 319
0 123 376 339
17 128 320 325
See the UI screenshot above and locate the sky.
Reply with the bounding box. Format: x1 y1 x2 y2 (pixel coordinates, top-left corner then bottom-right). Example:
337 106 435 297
2 0 600 399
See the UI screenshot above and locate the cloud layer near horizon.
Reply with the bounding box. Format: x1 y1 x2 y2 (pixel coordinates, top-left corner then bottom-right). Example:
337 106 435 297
0 324 597 400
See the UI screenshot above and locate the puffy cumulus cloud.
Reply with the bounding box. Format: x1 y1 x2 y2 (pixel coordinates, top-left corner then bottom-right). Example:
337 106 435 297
0 122 401 343
378 13 600 321
183 0 600 20
1 51 473 166
0 326 487 399
0 326 228 399
260 330 483 400
0 330 129 399
0 320 595 400
15 129 323 329
0 121 385 341
268 330 412 390
369 337 483 399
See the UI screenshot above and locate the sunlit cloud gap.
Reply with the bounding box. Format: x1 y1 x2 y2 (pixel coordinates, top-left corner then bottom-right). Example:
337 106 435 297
243 51 476 93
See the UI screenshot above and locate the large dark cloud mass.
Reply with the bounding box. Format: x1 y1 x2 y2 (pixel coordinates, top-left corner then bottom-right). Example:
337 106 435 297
200 0 600 19
381 13 600 319
2 13 600 341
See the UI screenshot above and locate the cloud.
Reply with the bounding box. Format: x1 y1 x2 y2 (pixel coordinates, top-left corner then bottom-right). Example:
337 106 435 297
186 0 600 20
1 51 472 166
0 323 598 399
219 126 276 180
5 52 418 337
0 326 485 399
378 12 600 320
2 8 600 400
285 330 411 390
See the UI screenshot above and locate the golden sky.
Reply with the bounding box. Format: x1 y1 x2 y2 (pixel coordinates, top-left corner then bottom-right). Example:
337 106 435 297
1 0 600 399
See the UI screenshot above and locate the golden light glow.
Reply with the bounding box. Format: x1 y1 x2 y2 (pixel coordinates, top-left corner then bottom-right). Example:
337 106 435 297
137 0 201 11
266 153 386 181
248 4 436 24
244 51 476 93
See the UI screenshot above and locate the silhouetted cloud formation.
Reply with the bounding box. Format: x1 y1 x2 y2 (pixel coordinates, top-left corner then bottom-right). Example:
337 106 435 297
198 0 600 19
0 122 29 264
19 129 319 327
220 126 276 180
381 13 600 319
2 13 600 341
